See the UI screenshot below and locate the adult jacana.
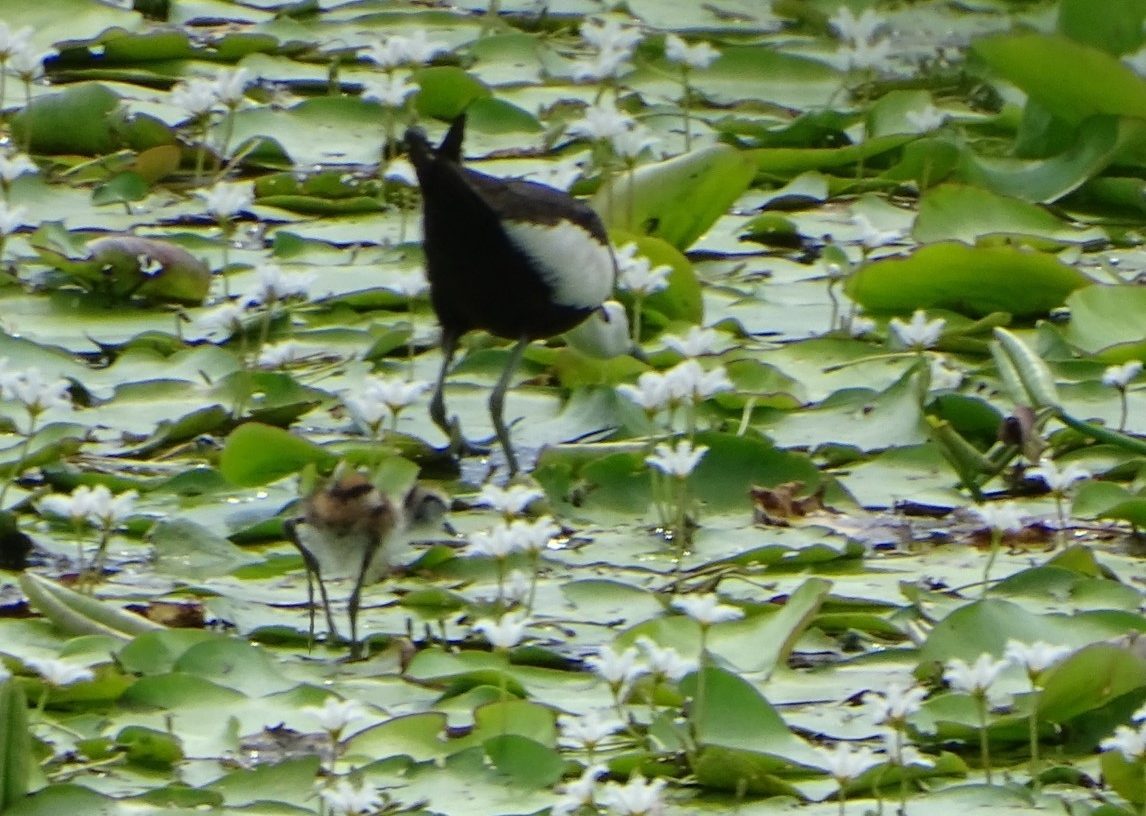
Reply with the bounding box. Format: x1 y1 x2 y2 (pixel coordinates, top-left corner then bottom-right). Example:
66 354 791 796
405 116 617 475
285 467 446 658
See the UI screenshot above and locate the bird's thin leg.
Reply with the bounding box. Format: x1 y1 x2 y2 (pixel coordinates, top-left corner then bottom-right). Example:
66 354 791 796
285 519 341 647
346 537 382 660
489 336 530 476
430 328 490 458
429 328 458 439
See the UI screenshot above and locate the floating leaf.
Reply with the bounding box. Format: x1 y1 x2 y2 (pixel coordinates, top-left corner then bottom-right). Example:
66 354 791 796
845 242 1091 317
594 145 755 250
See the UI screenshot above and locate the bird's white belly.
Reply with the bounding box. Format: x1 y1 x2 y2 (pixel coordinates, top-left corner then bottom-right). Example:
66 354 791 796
503 220 615 310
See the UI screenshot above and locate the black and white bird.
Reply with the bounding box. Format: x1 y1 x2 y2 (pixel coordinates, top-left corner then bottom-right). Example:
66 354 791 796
285 467 446 659
405 116 620 475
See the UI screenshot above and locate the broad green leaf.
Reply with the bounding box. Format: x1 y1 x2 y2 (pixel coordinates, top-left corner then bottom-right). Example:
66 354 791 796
483 735 563 788
1038 643 1146 723
594 145 755 250
219 422 337 487
12 84 123 155
955 115 1146 203
845 242 1091 317
413 66 491 121
913 184 1106 247
1058 0 1146 55
973 34 1146 125
1063 285 1146 357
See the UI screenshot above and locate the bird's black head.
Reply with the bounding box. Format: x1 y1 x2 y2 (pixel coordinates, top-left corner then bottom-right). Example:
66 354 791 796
404 116 466 169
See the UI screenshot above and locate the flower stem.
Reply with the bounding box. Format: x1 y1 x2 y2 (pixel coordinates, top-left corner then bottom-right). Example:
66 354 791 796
690 627 708 744
1028 690 1040 792
896 730 908 815
976 693 992 784
980 528 1002 598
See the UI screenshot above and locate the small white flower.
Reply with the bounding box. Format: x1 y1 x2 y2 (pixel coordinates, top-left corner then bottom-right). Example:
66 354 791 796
663 326 721 357
1133 702 1146 723
366 31 446 68
558 709 623 750
472 612 529 649
580 18 643 55
40 485 99 524
889 309 945 350
214 67 251 107
664 34 720 70
672 593 743 626
645 439 708 478
694 365 733 400
24 656 94 686
318 778 383 816
0 366 71 413
466 523 524 559
0 201 29 235
362 375 429 413
617 371 671 413
905 104 948 133
944 653 1011 707
829 6 886 45
588 644 645 689
383 270 428 298
8 44 50 81
196 301 247 335
394 29 447 65
361 73 418 107
171 76 219 118
0 22 34 60
553 764 607 816
85 485 137 529
1102 360 1142 389
972 502 1025 534
0 151 36 183
636 636 695 682
256 340 307 367
1004 640 1071 680
840 37 894 70
864 680 927 727
573 48 634 82
1100 723 1146 762
1027 459 1091 494
343 393 389 433
198 181 253 219
567 102 636 142
818 741 880 783
616 246 672 296
598 774 666 816
508 516 560 553
474 483 543 516
251 263 314 303
365 37 408 69
306 697 365 735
